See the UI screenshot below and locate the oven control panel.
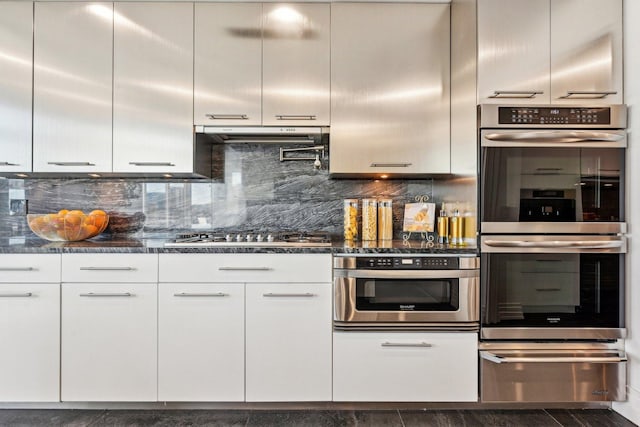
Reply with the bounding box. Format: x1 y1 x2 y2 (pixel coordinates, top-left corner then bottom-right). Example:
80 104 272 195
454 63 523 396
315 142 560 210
355 257 459 270
498 107 611 125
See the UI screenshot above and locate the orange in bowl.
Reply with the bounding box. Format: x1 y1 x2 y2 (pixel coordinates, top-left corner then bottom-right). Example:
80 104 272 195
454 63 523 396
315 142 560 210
27 210 109 242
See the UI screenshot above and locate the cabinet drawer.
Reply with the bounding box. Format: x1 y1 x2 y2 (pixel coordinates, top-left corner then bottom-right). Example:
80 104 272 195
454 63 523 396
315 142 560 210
0 254 61 283
333 331 478 402
62 254 158 283
159 254 331 283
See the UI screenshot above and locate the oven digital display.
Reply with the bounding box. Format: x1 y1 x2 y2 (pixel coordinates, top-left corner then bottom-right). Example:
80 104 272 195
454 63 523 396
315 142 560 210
498 107 611 125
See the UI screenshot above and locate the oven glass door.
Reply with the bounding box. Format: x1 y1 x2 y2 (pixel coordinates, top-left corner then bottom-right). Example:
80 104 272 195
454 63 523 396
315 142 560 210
480 236 625 338
355 278 459 312
480 143 625 233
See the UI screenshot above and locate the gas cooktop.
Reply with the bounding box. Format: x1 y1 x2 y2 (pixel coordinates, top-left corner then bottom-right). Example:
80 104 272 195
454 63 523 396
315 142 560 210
163 231 333 248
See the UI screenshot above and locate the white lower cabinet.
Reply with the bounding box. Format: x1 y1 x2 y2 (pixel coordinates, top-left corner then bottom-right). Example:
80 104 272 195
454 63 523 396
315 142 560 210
158 283 245 402
61 283 157 401
333 332 478 402
246 283 332 402
0 282 60 402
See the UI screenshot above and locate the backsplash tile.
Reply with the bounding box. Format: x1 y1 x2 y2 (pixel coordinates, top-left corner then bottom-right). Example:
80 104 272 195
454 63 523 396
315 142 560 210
0 144 475 239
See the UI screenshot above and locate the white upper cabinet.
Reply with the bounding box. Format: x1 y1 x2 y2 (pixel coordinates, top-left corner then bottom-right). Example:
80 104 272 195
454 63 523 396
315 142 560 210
550 0 623 104
330 3 451 176
477 0 550 104
194 3 262 127
0 2 33 174
262 3 330 126
113 2 194 174
477 0 622 105
194 3 330 127
33 2 113 173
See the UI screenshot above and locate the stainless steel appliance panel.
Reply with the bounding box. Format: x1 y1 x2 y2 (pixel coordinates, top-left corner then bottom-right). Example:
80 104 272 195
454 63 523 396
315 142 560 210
479 104 628 129
480 349 626 402
194 3 262 126
0 2 33 174
262 3 330 127
550 0 623 104
33 2 113 173
113 2 194 174
477 0 550 104
481 234 626 254
330 3 450 175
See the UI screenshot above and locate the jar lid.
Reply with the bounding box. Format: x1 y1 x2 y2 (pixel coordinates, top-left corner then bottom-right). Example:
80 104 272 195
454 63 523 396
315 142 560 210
378 199 392 207
362 198 377 205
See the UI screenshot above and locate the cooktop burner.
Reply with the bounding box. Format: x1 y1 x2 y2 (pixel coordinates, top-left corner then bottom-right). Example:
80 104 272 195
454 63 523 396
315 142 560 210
164 231 332 247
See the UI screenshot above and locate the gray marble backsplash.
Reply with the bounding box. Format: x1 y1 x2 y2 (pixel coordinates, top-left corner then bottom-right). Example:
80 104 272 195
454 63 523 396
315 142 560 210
0 144 476 239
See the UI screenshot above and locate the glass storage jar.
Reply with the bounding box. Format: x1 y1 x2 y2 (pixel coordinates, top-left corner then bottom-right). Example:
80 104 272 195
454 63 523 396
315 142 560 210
343 199 359 240
362 199 378 241
378 199 393 240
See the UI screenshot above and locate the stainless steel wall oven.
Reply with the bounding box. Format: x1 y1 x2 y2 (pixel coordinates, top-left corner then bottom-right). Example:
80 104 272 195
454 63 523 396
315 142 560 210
333 255 479 331
478 104 628 402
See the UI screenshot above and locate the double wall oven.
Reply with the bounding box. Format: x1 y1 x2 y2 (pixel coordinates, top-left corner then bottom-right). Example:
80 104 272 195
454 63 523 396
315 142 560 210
478 104 628 402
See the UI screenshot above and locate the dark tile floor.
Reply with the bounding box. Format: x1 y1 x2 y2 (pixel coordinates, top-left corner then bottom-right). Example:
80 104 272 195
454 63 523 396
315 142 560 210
0 409 636 427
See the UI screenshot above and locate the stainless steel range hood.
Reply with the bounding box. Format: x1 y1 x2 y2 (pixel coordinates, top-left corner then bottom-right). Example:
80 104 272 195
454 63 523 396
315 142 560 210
195 125 328 145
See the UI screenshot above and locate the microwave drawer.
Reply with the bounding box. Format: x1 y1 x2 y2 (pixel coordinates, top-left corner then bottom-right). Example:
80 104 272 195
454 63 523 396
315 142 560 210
480 350 626 402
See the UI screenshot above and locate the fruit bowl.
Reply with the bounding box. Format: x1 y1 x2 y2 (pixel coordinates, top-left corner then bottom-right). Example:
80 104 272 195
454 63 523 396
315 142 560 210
27 210 109 242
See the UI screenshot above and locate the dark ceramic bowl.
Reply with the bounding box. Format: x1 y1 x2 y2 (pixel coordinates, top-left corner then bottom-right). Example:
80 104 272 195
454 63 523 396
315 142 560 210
105 212 146 234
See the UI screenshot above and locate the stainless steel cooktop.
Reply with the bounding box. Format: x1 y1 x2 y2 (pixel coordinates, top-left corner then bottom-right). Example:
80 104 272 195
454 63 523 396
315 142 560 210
164 231 333 248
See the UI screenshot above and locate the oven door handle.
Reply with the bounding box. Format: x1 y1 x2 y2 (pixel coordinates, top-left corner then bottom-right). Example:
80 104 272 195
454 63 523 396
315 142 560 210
483 240 623 250
483 131 625 143
480 351 627 364
333 269 479 279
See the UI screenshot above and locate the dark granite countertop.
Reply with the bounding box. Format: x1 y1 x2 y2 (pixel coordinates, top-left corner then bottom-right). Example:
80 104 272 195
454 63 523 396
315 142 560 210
0 236 478 255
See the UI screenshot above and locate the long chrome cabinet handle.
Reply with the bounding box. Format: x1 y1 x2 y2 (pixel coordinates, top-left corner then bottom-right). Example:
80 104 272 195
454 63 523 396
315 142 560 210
206 114 248 120
47 162 95 166
0 267 35 271
275 115 316 120
483 240 623 249
480 351 626 364
370 163 412 168
263 292 315 297
129 162 175 167
559 91 617 99
381 342 433 348
79 267 136 271
79 292 133 297
218 267 272 271
489 90 543 98
173 292 228 297
0 162 20 166
0 292 33 298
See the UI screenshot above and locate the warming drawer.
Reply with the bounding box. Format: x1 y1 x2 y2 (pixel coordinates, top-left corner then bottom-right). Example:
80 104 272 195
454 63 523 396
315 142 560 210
480 349 627 402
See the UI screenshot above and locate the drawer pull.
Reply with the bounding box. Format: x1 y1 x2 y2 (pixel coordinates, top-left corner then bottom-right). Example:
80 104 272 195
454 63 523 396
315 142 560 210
535 288 561 292
206 114 248 120
0 292 33 298
47 161 95 166
0 162 19 166
218 267 272 271
559 91 617 99
262 292 315 298
489 90 543 99
275 115 316 121
370 163 412 168
129 162 175 167
79 267 136 271
79 292 133 297
174 292 228 297
381 342 432 348
0 267 35 271
480 351 627 364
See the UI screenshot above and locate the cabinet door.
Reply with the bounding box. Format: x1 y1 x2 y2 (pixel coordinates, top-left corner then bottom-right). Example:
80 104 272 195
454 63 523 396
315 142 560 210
330 4 450 175
61 283 157 401
477 0 550 104
333 332 478 402
550 0 623 104
0 283 60 402
158 283 244 402
113 2 194 174
33 2 113 173
262 3 330 126
194 3 262 126
0 2 32 174
246 283 332 401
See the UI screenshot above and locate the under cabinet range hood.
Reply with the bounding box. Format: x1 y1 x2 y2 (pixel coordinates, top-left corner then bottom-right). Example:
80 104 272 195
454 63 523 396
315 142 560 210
195 126 328 145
